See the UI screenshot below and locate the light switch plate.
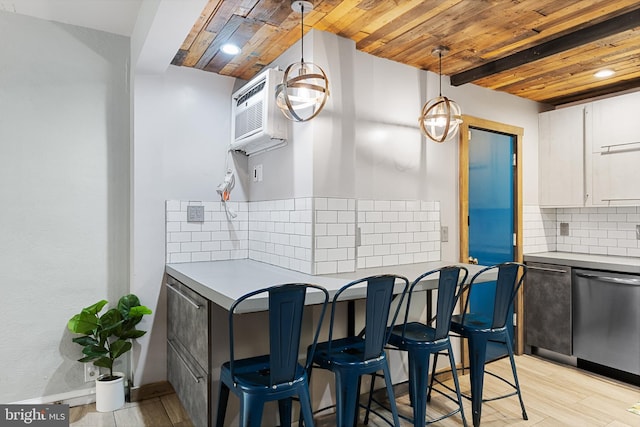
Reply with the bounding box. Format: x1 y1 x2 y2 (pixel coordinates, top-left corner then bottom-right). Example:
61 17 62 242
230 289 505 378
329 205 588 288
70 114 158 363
440 226 449 242
187 205 204 222
560 222 569 236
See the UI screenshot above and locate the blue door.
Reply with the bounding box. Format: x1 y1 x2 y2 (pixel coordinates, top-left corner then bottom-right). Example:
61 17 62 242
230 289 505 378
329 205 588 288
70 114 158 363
468 127 515 360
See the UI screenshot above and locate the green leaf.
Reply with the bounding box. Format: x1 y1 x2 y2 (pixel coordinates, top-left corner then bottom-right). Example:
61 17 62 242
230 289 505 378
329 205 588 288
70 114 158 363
99 308 123 330
129 306 152 317
82 345 109 357
110 339 132 360
68 311 99 335
119 329 147 339
72 335 98 346
78 355 99 363
83 300 108 316
93 357 113 369
118 294 142 318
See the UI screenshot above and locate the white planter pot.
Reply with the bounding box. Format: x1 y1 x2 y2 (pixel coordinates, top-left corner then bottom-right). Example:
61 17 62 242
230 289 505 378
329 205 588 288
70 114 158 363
95 372 125 412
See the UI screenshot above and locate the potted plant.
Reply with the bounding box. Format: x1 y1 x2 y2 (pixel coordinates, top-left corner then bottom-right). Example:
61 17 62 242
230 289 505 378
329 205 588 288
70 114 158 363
68 294 152 412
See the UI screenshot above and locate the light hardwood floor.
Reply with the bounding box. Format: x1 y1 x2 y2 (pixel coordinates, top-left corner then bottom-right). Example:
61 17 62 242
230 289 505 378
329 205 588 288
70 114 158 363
70 355 640 426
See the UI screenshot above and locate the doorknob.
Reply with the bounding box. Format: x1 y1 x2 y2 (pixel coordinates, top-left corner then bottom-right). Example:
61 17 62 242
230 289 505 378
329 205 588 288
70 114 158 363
468 256 479 264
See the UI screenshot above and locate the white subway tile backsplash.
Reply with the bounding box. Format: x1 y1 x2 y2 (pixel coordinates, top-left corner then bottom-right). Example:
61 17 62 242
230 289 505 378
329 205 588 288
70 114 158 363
357 199 440 268
191 252 211 262
316 210 338 224
524 205 639 258
316 235 338 249
167 197 444 274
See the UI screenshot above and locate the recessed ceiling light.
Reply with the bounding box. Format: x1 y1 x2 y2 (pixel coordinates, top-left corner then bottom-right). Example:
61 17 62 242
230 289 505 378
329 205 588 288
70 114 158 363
594 69 615 78
220 43 240 55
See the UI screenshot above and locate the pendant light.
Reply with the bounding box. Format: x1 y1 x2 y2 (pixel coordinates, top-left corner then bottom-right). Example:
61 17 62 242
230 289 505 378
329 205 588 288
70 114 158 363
276 1 329 122
419 46 463 143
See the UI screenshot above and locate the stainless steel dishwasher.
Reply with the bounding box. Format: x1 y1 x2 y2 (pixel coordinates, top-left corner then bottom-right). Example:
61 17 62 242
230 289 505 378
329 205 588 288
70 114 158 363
572 269 640 375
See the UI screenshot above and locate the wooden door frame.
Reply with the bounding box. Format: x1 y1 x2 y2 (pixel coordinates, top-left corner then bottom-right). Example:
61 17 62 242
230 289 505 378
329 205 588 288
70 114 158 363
459 115 525 355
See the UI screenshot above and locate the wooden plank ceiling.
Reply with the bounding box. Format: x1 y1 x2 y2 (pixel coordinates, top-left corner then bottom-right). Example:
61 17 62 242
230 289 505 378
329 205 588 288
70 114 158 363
172 0 640 106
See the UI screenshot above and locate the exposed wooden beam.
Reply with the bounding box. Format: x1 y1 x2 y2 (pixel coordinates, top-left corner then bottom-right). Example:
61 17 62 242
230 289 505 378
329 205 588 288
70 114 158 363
541 76 640 105
450 8 640 87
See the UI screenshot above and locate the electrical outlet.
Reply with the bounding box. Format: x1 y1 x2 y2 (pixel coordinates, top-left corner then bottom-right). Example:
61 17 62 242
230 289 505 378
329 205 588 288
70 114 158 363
84 363 100 382
636 224 640 240
187 205 204 222
560 222 569 236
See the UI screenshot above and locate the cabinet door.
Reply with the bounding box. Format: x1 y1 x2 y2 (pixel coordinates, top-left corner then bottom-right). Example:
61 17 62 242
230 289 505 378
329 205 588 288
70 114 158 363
592 91 640 151
166 276 209 371
524 262 572 355
538 104 586 207
591 144 640 206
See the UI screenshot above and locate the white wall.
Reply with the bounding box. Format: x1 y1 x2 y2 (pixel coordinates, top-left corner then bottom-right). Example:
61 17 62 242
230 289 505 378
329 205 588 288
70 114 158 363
244 30 543 262
0 12 130 402
132 65 236 385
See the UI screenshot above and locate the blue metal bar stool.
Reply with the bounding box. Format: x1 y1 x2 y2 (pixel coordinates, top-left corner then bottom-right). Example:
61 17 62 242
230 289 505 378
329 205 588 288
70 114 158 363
366 266 469 427
216 283 329 427
308 274 409 427
436 262 528 427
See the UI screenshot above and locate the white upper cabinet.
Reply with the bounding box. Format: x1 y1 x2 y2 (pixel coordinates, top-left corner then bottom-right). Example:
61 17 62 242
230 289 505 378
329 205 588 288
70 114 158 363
591 91 640 152
538 91 640 207
538 104 588 207
590 91 640 206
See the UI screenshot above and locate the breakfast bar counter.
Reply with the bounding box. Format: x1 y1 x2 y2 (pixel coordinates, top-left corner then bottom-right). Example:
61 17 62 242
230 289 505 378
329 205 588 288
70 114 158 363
165 258 491 312
164 259 492 426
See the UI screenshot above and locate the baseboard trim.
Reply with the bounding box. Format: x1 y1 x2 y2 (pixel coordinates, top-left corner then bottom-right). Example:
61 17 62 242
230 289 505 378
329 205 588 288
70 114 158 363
129 381 175 402
12 387 96 407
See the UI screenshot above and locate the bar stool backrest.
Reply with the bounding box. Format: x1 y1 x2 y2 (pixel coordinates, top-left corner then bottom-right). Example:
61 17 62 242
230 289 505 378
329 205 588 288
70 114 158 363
327 274 409 361
228 283 329 387
461 262 527 330
434 266 469 339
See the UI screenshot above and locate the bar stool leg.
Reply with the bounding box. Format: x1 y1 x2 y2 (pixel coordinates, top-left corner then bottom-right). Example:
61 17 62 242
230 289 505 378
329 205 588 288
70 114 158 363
407 349 430 427
468 335 488 427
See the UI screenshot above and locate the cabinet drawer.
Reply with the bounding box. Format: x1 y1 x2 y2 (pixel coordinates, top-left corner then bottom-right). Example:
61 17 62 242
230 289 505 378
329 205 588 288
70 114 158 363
166 276 209 370
167 340 208 427
524 262 572 355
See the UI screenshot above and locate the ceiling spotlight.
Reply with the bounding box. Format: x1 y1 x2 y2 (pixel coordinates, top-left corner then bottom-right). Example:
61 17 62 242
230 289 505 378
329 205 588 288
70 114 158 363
594 69 615 78
221 43 241 55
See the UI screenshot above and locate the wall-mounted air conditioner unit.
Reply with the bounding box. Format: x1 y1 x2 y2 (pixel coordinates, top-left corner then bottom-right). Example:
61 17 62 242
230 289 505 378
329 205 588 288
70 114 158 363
230 68 287 156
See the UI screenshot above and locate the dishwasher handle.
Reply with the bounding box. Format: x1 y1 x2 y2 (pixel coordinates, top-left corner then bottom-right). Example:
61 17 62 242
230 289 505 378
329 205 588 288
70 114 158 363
575 272 640 286
527 265 568 274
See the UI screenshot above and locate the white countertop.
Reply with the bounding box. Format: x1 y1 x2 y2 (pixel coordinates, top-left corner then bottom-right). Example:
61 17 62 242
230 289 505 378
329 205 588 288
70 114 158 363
166 259 491 312
524 252 640 274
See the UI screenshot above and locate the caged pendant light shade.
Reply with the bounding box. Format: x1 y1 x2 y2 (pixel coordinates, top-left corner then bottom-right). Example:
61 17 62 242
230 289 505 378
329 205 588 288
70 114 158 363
419 46 463 143
276 1 330 122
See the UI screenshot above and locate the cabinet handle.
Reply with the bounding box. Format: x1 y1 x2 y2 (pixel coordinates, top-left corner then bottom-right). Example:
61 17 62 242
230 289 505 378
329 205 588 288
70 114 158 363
166 283 202 309
168 340 203 383
600 141 640 151
527 266 568 274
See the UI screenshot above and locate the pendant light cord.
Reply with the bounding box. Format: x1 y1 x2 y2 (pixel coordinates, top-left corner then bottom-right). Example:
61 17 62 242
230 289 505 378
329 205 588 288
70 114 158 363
438 51 443 96
300 3 305 63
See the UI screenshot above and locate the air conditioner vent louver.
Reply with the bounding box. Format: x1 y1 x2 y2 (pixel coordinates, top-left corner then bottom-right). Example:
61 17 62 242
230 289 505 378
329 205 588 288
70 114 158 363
230 68 287 156
235 100 264 140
